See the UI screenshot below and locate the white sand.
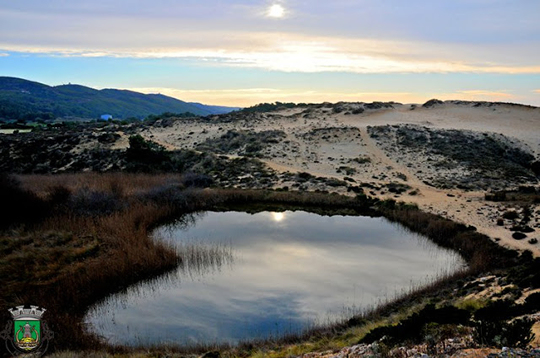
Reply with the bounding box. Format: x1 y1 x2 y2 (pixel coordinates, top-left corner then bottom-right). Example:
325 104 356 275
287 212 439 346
143 102 540 256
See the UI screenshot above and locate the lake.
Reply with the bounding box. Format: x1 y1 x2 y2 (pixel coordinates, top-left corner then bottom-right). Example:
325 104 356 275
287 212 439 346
85 210 465 346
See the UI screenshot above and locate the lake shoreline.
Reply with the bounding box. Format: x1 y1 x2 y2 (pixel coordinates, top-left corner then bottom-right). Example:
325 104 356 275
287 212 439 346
2 173 533 357
85 209 465 346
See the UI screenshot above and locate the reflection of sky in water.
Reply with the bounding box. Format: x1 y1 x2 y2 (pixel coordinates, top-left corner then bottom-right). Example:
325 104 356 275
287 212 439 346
86 211 465 346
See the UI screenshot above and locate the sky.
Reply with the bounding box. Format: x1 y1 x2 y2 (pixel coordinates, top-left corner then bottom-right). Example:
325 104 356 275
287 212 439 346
1 0 540 107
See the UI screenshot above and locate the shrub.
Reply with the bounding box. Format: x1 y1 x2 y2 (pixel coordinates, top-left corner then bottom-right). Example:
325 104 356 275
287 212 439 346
510 225 534 233
181 173 214 188
360 304 471 345
523 292 540 312
423 99 444 108
474 300 517 322
473 300 535 348
503 211 519 220
509 257 540 288
125 135 172 172
513 232 527 240
474 318 535 348
485 191 507 201
473 320 505 347
297 172 314 180
352 156 371 164
68 188 125 216
504 318 535 348
0 173 47 227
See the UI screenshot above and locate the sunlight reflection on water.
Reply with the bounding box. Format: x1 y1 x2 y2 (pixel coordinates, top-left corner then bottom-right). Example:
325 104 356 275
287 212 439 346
85 210 466 346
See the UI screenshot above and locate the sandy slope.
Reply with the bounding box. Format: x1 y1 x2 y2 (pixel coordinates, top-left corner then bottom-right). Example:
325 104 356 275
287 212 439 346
145 102 540 256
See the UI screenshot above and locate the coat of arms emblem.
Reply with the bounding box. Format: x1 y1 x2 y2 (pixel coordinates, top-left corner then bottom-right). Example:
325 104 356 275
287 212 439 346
1 305 53 356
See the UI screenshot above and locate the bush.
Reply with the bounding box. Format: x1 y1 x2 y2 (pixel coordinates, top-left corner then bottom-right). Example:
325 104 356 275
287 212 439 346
352 156 371 164
0 173 47 227
423 99 444 108
125 135 172 172
46 184 72 211
474 300 517 322
360 304 471 345
504 318 535 348
68 188 125 216
181 173 214 188
523 292 540 311
503 211 519 220
474 318 535 348
513 232 527 240
485 191 507 201
473 300 535 348
509 257 540 288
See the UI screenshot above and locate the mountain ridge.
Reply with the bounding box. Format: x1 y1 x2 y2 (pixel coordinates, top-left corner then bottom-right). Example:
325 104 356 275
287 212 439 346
0 77 239 120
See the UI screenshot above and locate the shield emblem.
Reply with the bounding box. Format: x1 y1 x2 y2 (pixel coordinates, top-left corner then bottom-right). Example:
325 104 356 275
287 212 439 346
13 318 41 351
1 305 52 355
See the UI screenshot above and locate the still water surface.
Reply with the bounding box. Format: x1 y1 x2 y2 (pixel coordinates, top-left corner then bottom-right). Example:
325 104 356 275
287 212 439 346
85 210 465 345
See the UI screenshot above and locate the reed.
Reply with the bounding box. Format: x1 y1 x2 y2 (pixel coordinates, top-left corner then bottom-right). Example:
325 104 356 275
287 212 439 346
0 173 523 356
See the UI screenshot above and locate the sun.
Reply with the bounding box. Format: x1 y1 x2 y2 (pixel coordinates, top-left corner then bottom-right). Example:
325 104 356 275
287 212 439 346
267 4 285 18
272 212 285 222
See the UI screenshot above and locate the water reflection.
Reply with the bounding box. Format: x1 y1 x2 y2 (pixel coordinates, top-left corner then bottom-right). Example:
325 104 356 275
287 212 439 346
176 241 235 278
86 211 465 346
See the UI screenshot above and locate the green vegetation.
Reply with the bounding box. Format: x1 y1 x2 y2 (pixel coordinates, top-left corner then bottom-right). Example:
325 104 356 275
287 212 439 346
239 102 306 113
359 304 470 346
0 132 275 187
0 77 235 120
196 129 286 156
368 124 538 190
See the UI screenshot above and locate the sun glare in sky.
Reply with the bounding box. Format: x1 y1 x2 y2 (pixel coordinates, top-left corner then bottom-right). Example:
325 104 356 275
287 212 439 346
1 1 540 106
272 212 285 222
267 4 285 18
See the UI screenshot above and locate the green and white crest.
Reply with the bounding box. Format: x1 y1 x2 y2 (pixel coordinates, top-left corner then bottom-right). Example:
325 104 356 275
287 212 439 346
1 305 53 356
10 306 44 351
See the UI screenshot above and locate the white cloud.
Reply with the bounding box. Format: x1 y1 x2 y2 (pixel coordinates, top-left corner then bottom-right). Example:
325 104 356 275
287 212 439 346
2 30 540 74
0 53 9 57
533 90 540 94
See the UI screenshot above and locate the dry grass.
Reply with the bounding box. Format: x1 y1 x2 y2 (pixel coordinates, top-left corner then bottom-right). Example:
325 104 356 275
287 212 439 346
379 201 517 272
0 174 186 352
17 172 183 198
0 173 521 357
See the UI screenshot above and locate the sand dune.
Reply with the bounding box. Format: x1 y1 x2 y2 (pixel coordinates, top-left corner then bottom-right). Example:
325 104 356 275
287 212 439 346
145 101 540 256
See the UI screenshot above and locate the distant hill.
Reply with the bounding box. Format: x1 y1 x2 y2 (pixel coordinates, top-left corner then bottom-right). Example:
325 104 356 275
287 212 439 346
0 77 239 120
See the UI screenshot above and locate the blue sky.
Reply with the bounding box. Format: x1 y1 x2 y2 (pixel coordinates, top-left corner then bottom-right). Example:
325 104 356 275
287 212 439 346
1 0 539 106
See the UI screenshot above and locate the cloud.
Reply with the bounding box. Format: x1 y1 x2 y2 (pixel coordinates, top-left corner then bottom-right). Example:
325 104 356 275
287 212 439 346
534 90 540 94
2 31 540 75
0 53 9 57
2 1 539 76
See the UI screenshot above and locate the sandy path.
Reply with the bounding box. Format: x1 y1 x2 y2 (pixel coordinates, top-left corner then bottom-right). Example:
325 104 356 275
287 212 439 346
358 127 424 187
138 103 540 256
